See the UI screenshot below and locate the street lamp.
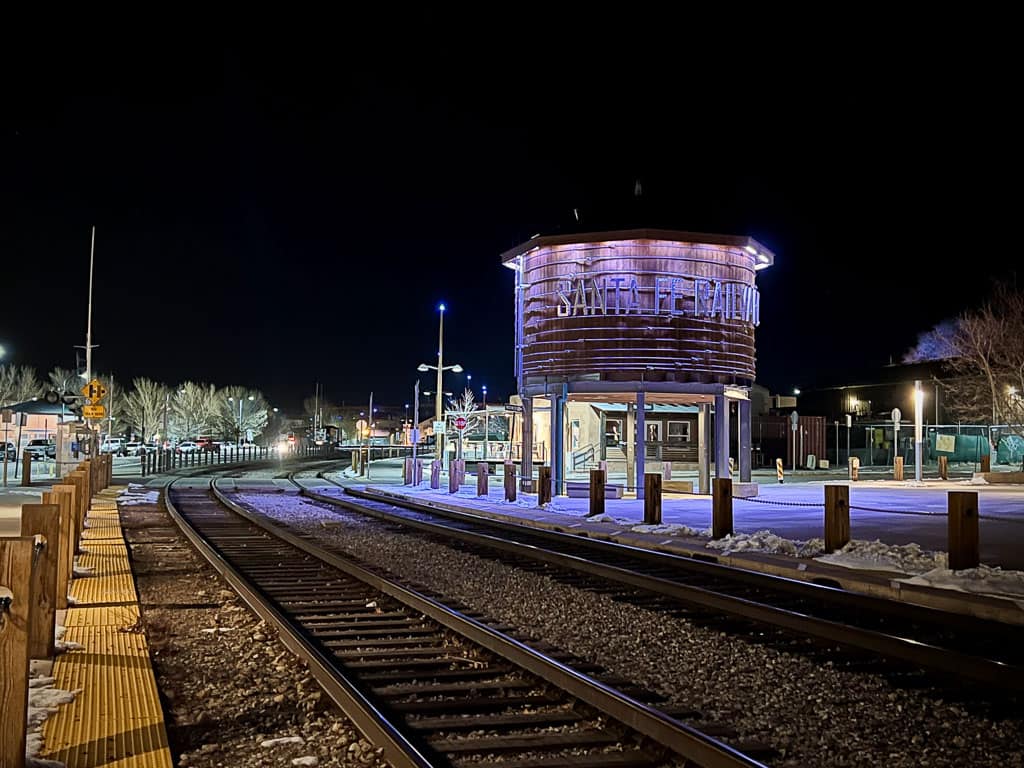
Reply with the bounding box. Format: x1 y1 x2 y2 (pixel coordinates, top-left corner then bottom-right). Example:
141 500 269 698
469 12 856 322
228 395 255 446
417 302 463 467
482 384 488 461
914 380 924 482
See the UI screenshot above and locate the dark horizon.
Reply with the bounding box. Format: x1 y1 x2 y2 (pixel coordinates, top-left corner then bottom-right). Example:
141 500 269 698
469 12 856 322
3 40 1018 412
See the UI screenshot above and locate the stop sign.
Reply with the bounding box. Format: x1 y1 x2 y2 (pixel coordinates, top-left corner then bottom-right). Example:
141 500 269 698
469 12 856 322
455 417 467 430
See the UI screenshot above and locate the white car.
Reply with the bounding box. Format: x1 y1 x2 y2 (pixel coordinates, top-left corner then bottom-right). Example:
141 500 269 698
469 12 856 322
177 441 200 453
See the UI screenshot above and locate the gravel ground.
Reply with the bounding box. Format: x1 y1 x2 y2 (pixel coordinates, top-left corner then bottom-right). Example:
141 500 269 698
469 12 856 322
236 490 1024 768
118 493 390 768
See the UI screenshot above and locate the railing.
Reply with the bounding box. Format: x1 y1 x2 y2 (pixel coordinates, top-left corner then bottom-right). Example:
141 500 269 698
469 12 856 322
571 442 597 470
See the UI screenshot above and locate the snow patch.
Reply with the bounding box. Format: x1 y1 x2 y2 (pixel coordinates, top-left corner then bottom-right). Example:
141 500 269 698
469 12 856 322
26 671 78 763
261 736 304 747
72 565 93 577
706 530 825 557
118 487 159 506
631 522 710 537
899 564 1024 599
815 540 946 574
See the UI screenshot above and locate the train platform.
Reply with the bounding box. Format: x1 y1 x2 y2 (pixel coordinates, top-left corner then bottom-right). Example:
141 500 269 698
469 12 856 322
39 486 173 768
318 478 1024 626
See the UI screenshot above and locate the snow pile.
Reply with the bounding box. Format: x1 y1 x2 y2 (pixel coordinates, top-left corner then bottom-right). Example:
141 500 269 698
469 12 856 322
816 540 946 574
26 673 78 763
706 530 825 557
118 486 159 506
631 522 709 537
72 565 93 577
54 624 83 654
900 565 1024 599
967 475 989 485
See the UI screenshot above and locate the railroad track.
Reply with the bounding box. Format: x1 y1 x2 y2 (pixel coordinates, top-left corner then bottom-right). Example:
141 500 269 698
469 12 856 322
164 479 769 768
290 478 1024 697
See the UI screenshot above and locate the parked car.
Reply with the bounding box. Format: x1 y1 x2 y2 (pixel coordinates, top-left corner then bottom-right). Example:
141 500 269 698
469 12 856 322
197 436 220 452
177 441 200 453
100 438 126 454
2 441 15 461
26 439 56 460
126 441 147 456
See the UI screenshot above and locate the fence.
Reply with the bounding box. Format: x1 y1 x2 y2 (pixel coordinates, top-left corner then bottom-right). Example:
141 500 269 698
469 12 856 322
1 453 110 767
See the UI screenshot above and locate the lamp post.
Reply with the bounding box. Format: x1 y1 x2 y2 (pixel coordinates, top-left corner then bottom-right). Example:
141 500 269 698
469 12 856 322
914 380 924 482
417 302 463 469
228 395 255 446
482 384 488 461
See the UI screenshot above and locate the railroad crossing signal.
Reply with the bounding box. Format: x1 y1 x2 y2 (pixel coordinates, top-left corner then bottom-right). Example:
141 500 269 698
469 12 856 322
81 379 108 404
82 404 107 419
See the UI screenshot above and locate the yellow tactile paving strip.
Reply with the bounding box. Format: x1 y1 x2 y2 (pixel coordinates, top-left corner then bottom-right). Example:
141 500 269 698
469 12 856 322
43 487 173 768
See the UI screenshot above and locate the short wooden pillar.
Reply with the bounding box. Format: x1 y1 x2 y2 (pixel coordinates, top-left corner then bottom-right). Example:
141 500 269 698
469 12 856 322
644 473 662 525
894 456 904 481
448 461 459 493
588 468 605 517
0 537 34 768
403 458 413 485
823 484 850 553
712 477 733 539
21 450 32 487
477 463 489 497
67 472 87 554
948 491 980 570
980 454 991 473
598 460 608 482
538 466 552 506
938 455 949 480
21 503 60 659
430 460 441 489
414 459 423 485
46 487 75 610
662 462 672 480
849 456 860 481
503 461 516 502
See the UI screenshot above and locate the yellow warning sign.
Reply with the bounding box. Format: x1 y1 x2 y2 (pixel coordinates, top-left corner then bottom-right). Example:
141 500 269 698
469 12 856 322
82 404 106 419
81 379 108 404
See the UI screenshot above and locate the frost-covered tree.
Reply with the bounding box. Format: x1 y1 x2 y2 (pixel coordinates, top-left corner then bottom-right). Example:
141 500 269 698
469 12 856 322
0 364 43 407
171 382 218 440
46 367 81 396
213 387 269 443
123 378 171 443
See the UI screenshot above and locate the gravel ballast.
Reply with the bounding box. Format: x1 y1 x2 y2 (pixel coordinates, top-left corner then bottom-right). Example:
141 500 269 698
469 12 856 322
237 490 1024 768
118 491 389 768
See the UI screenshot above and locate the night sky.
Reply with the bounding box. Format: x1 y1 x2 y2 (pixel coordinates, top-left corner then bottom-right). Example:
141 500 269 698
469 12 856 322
3 33 1018 411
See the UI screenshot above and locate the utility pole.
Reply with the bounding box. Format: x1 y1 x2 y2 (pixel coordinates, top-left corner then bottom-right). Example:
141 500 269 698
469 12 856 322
367 391 373 480
412 380 420 470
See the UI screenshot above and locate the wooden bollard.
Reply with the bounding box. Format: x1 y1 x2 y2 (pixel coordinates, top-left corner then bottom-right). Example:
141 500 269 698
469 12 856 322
477 463 489 497
68 472 87 554
948 491 980 570
448 461 459 493
455 459 466 487
430 460 441 489
351 451 358 472
644 473 662 524
894 456 904 481
414 459 423 485
849 456 860 481
0 537 34 768
21 449 32 487
21 503 60 659
403 457 413 485
662 461 672 480
46 487 75 610
938 455 949 480
588 468 605 517
824 484 850 553
980 454 991 473
538 466 552 506
598 460 608 482
503 461 516 502
712 477 733 539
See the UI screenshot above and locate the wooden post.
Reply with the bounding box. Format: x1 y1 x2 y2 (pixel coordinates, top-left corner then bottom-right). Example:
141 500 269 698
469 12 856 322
588 468 605 517
849 456 860 481
662 461 672 480
448 461 459 493
21 449 32 487
21 504 60 659
598 460 608 482
824 484 850 553
46 488 75 610
477 463 489 497
430 460 441 489
948 491 980 570
712 477 733 539
0 537 34 768
894 456 904 481
938 455 949 480
980 454 991 473
402 457 412 485
68 472 87 554
503 461 516 502
644 473 662 524
538 466 552 506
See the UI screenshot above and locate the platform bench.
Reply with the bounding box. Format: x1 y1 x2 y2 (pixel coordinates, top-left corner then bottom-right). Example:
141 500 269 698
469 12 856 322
565 481 624 499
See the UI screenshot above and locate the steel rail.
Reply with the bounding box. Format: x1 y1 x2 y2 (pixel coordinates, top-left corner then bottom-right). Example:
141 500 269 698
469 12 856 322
299 484 1024 693
211 480 768 768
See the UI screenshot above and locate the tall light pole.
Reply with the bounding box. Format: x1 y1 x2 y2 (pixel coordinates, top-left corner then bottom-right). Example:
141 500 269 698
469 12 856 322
229 395 255 446
482 384 488 461
914 380 924 482
418 302 462 468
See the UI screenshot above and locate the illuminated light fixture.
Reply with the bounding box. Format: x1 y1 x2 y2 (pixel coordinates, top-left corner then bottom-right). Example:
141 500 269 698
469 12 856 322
744 245 757 255
438 303 446 312
1009 386 1018 396
793 388 801 395
758 253 770 263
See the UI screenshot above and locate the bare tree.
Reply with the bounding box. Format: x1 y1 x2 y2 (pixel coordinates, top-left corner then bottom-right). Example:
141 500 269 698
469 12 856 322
171 382 218 440
46 367 81 395
123 378 171 443
0 365 43 407
213 387 270 444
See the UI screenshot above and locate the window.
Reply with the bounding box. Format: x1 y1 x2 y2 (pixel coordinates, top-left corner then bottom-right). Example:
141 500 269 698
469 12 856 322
646 422 662 443
667 421 690 443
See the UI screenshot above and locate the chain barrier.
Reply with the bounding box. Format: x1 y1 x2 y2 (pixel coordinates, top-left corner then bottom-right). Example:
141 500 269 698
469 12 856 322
848 504 942 517
977 513 1024 525
731 495 823 507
